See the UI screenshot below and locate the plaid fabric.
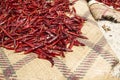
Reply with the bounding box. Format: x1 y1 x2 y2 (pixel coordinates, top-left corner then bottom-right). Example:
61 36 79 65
0 36 118 80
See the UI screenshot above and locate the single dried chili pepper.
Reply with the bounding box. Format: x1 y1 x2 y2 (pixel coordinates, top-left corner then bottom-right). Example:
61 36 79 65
0 0 87 65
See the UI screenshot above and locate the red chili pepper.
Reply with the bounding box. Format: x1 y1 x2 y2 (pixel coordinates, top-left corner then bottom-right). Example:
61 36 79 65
96 0 120 11
0 0 87 65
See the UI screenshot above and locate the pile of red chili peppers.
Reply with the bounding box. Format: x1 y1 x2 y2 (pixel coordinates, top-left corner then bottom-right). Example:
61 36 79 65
0 0 86 65
96 0 120 11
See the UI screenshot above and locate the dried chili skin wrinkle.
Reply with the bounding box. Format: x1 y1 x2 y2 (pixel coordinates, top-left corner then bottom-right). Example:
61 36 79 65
96 0 120 11
0 0 86 65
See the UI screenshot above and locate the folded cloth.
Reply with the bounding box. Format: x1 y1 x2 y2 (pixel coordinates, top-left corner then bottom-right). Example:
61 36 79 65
88 0 120 23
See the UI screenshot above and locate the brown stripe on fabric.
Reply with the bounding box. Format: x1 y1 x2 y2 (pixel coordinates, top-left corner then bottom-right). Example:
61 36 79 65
93 37 118 66
0 48 17 80
0 73 5 80
79 36 118 66
11 53 37 70
54 57 73 78
74 49 99 78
